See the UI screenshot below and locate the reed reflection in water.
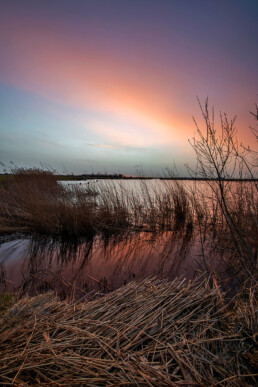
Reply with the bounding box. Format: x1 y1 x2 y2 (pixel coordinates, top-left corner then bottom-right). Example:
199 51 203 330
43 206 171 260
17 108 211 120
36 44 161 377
0 229 237 299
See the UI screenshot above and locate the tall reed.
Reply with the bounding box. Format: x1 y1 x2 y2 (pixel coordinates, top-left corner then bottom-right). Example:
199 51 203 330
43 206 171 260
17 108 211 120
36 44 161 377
0 169 194 237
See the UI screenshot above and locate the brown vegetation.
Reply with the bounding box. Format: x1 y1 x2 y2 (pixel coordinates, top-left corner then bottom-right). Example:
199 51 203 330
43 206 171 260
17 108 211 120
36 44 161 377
0 277 257 386
0 168 195 237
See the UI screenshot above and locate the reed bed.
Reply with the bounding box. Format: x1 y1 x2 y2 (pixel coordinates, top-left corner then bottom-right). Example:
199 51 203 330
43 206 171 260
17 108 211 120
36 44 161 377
0 169 257 276
0 277 257 386
0 169 194 237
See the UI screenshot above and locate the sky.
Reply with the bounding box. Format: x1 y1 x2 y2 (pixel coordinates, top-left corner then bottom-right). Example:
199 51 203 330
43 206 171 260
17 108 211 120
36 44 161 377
0 0 257 175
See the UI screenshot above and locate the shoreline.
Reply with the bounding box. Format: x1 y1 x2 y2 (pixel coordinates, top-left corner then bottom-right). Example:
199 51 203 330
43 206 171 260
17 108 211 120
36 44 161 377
1 173 257 182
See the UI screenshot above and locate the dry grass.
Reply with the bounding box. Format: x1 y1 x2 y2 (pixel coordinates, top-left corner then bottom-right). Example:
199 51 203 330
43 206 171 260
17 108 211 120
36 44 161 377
0 169 194 238
0 276 257 386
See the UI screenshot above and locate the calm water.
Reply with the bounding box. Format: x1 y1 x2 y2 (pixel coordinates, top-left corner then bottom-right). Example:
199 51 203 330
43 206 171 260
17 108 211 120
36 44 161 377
0 231 233 299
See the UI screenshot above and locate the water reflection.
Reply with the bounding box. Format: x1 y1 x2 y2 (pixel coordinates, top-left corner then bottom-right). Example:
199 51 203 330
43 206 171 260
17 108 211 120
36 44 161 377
0 231 234 299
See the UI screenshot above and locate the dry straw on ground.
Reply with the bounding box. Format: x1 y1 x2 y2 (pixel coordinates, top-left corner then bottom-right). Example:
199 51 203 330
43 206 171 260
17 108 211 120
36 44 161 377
0 277 257 386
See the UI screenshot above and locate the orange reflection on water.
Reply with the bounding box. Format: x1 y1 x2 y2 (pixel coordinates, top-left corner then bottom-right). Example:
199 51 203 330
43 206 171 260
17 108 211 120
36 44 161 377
0 231 225 299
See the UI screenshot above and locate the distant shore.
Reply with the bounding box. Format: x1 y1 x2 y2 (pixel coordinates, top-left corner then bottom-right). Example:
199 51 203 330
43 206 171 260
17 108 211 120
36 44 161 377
39 174 258 182
1 173 256 182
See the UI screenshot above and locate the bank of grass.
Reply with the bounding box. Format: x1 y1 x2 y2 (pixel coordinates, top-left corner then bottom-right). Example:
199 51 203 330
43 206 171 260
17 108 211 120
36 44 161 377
0 276 256 386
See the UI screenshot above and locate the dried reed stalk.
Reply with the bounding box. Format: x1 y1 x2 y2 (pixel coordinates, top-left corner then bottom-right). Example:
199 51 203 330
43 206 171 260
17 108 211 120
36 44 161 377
0 277 257 386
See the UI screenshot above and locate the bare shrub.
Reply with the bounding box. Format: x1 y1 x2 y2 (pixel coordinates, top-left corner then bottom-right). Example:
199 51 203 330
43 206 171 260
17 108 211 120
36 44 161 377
188 99 257 274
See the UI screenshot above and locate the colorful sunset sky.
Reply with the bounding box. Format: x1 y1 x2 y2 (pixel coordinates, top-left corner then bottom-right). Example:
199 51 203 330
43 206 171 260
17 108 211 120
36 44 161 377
0 0 257 175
